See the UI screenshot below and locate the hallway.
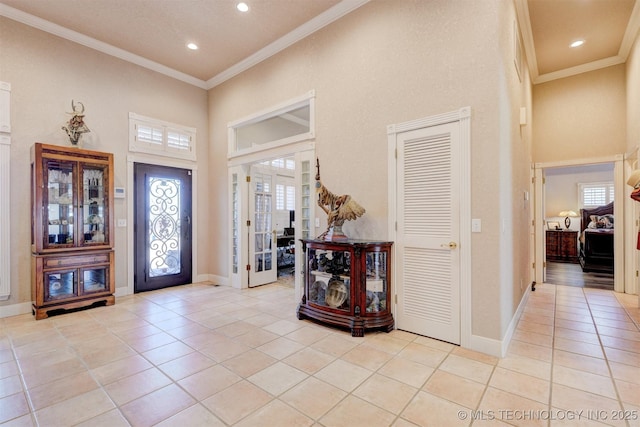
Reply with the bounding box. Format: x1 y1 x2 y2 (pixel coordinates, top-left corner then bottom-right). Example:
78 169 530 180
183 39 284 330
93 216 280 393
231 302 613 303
1 282 639 426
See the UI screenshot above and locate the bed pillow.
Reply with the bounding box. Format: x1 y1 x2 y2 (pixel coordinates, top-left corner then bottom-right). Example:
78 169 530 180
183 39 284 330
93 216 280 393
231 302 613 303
592 214 614 229
588 214 614 229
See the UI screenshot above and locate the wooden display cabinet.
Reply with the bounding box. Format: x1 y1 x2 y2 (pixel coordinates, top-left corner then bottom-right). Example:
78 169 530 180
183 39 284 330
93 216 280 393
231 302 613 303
297 239 394 337
31 143 115 319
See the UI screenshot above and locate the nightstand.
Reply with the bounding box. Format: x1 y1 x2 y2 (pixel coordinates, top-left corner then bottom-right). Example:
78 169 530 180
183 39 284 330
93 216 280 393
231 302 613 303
546 230 578 263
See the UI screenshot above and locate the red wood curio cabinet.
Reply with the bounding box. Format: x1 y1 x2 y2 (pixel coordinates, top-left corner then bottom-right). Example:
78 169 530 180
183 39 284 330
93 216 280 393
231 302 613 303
297 239 394 337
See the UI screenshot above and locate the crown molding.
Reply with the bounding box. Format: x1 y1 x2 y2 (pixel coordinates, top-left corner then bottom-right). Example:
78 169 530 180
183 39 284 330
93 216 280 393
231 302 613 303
0 0 369 91
534 56 626 84
0 3 209 89
514 0 539 83
515 0 639 85
205 0 370 89
619 0 640 58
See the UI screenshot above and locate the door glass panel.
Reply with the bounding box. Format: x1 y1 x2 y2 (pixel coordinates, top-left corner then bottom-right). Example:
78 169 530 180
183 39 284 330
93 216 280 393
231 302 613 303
232 173 239 274
46 161 74 246
45 271 75 301
301 160 311 239
148 176 181 277
83 267 107 293
253 173 273 274
82 166 106 243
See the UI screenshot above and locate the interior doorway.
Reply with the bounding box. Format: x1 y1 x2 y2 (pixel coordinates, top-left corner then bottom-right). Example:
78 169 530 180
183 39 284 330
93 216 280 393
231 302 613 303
228 148 315 294
247 159 297 288
543 164 614 289
534 157 624 293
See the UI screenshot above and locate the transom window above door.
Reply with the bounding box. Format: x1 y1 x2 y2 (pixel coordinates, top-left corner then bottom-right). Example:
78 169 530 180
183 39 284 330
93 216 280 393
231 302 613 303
228 91 315 158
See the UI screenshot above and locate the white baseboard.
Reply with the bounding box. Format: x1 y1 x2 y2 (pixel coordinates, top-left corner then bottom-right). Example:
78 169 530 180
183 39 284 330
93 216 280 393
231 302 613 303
500 285 532 356
202 274 228 286
468 334 503 358
0 301 32 318
466 285 531 358
114 287 131 298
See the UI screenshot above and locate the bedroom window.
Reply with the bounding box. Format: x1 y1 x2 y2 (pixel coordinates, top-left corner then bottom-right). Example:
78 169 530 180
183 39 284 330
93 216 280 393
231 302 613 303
580 182 614 208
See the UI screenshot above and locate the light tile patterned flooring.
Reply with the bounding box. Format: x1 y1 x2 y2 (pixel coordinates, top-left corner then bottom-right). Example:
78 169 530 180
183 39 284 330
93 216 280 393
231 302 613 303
1 282 639 426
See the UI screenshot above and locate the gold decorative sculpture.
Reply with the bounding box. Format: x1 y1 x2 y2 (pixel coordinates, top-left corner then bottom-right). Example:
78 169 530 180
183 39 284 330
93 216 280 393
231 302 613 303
62 100 90 145
315 158 365 241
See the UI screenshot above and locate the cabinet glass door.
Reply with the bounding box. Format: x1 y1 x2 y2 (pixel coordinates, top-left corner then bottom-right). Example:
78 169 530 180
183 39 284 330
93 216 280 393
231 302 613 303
44 160 76 248
308 248 351 311
82 266 108 293
365 251 388 313
44 270 76 301
81 165 108 245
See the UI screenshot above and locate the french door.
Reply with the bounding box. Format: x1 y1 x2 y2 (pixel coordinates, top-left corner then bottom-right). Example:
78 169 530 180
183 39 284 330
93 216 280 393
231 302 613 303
249 167 277 287
134 163 192 292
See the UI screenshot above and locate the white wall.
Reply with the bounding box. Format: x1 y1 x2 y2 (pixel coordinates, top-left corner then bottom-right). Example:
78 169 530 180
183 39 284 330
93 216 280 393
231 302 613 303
533 65 626 163
0 17 209 308
627 28 640 153
208 0 533 343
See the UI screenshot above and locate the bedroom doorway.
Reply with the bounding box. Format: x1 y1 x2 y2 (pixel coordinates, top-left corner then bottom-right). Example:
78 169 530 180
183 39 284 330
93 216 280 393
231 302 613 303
534 157 624 293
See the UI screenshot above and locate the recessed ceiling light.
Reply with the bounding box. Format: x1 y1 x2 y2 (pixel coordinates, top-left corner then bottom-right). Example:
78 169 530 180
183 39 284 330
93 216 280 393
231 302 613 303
570 40 585 48
237 2 249 12
187 43 198 50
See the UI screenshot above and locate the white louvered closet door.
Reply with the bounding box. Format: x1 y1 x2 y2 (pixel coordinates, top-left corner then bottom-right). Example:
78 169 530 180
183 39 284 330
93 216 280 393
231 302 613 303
396 121 460 344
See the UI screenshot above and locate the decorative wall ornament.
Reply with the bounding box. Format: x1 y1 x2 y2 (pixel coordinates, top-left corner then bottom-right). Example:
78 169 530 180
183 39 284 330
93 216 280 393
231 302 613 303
315 158 365 241
61 100 90 145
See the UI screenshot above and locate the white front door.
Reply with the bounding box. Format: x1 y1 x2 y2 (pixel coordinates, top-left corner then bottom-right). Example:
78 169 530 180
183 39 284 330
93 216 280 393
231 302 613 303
249 167 277 287
396 121 461 344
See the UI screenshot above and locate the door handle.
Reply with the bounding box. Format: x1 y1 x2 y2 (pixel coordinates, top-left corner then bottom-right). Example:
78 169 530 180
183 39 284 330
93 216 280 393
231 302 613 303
184 214 191 240
441 241 457 249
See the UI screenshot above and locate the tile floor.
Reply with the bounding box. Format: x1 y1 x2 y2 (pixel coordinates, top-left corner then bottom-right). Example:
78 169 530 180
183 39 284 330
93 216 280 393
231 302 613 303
1 282 639 427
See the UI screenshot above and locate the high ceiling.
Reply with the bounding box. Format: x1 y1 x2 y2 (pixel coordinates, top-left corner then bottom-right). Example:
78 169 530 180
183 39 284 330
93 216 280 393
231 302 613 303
1 0 639 89
517 0 639 84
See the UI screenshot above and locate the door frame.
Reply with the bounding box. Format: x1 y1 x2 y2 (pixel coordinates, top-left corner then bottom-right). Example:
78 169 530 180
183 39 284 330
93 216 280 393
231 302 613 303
227 140 315 300
387 107 472 348
133 162 193 293
533 155 624 293
123 153 199 296
624 150 640 296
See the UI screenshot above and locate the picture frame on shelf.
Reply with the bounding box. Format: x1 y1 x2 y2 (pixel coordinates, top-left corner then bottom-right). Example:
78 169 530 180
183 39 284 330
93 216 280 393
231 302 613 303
547 221 561 230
